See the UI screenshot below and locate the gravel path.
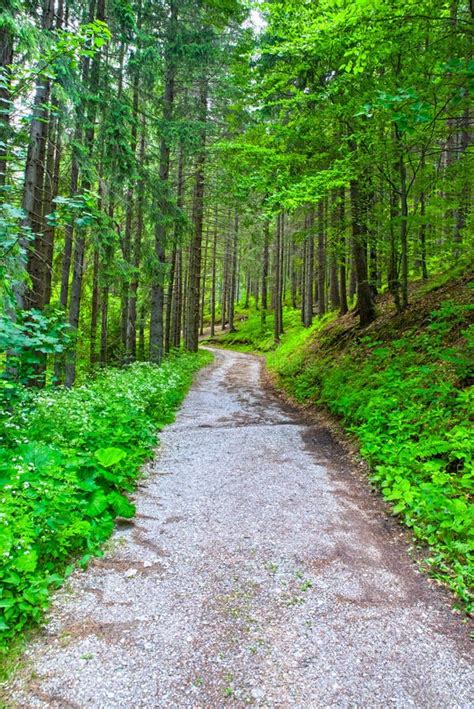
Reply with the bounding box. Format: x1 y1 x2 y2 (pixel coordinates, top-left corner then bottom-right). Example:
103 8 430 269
5 348 473 708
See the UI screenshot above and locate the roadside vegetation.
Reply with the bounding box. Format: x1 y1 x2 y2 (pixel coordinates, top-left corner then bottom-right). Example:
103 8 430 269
213 274 474 612
0 351 211 666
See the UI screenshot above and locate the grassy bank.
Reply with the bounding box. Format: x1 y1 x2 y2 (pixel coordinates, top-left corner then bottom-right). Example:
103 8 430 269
0 350 212 664
213 276 474 611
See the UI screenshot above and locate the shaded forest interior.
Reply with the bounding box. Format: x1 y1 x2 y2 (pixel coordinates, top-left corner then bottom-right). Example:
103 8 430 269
0 0 472 385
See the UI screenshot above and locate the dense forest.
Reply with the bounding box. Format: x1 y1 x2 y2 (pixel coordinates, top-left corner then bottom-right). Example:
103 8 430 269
1 0 472 381
0 0 473 669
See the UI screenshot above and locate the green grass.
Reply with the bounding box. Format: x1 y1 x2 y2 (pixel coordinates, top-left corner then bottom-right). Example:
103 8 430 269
214 294 474 611
0 350 212 665
212 306 335 353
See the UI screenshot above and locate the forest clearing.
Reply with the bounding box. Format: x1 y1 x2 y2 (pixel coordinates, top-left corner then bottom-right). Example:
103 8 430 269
0 0 473 705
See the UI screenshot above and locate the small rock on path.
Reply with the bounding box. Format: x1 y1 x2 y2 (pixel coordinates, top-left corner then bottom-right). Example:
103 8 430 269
5 348 473 707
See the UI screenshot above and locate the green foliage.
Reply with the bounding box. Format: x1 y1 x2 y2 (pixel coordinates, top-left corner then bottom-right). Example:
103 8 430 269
214 306 333 352
0 350 211 658
0 309 73 389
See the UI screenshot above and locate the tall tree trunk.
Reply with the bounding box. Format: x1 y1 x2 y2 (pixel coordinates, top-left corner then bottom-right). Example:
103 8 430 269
200 228 210 336
388 184 401 313
138 303 145 360
149 2 177 363
210 205 218 337
185 77 208 352
399 150 409 310
261 217 270 328
0 22 14 188
90 248 100 366
350 179 376 326
22 0 55 311
339 188 348 315
419 187 428 280
171 148 185 349
121 67 140 353
172 249 182 348
329 193 340 309
59 123 82 313
65 0 104 386
126 117 146 358
43 116 62 306
221 226 229 331
228 212 238 332
317 200 326 316
302 212 314 327
165 245 177 352
274 213 283 343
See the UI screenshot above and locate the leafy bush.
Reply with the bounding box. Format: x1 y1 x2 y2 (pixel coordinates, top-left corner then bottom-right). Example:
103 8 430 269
0 351 211 655
268 299 473 610
0 309 73 389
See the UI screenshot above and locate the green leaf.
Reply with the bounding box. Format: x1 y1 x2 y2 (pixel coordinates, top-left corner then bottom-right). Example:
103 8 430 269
94 447 127 468
84 490 109 517
107 492 136 519
13 550 38 573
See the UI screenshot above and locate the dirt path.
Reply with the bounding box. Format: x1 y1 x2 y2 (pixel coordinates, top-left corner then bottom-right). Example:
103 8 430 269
6 348 473 708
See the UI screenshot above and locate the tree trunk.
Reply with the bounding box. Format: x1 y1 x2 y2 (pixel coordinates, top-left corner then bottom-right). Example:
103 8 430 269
172 248 182 348
23 1 54 309
317 200 326 316
200 228 210 336
350 179 376 327
126 116 146 358
210 205 218 337
261 217 270 328
121 68 140 353
185 77 208 352
90 248 100 366
274 213 283 343
65 0 104 386
228 211 238 332
149 3 177 363
171 148 185 349
399 151 409 310
302 212 314 327
339 188 348 315
0 22 14 187
221 226 229 331
43 116 62 306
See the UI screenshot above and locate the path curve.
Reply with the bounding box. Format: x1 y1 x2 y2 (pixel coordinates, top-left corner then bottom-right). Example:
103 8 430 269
6 348 473 707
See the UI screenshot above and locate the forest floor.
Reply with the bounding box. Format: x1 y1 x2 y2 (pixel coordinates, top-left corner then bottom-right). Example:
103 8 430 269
4 347 474 707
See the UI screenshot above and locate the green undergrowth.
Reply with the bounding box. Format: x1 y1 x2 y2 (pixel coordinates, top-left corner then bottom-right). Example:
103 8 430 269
211 307 335 352
0 350 211 665
216 285 474 611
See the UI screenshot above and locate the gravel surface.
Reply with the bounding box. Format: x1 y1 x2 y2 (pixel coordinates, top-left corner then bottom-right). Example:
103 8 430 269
5 347 473 708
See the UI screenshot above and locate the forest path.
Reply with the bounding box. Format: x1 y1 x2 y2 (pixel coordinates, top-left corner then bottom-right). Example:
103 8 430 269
7 348 473 708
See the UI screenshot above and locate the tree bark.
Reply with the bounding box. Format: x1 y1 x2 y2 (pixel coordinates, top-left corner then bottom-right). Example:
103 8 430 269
210 205 218 337
65 0 104 386
261 217 270 328
302 211 314 327
228 211 238 332
0 22 14 187
338 188 348 315
126 116 146 358
200 227 210 336
185 77 208 352
317 200 326 316
350 179 376 326
23 0 55 310
149 2 177 363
